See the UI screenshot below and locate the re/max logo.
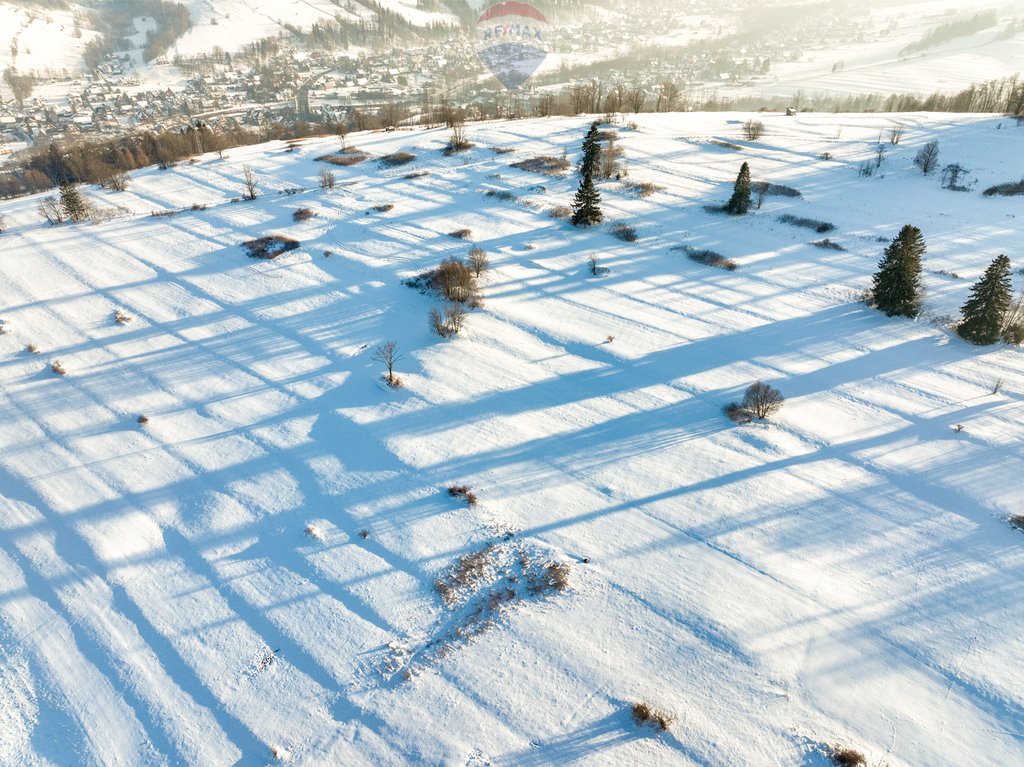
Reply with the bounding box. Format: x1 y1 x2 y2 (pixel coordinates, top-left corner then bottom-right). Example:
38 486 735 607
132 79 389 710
481 24 543 41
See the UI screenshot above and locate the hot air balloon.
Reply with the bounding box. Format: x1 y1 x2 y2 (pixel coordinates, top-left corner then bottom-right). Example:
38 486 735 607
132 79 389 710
476 2 549 90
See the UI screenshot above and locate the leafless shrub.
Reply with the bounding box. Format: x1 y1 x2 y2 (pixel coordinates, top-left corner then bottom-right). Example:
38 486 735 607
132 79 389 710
549 205 572 220
588 255 610 277
293 208 315 222
491 146 515 154
190 203 207 211
137 414 149 425
26 344 39 354
403 170 430 179
631 702 673 731
465 492 478 506
484 189 517 201
242 235 300 259
448 485 471 497
101 172 129 191
373 341 403 387
242 164 259 200
675 246 737 271
820 151 833 160
829 747 867 767
358 529 369 539
371 203 394 212
730 381 785 421
468 247 489 277
431 258 476 302
379 151 416 168
609 223 638 242
510 156 571 175
779 214 835 233
51 361 67 376
743 119 765 140
114 309 133 324
430 303 467 337
811 238 845 251
889 124 904 144
984 178 1024 197
942 162 970 191
443 122 473 155
914 140 939 175
319 167 336 190
449 228 473 240
38 196 65 225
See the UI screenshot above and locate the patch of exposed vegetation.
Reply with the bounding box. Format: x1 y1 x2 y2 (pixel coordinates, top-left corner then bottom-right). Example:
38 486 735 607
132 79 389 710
242 235 300 259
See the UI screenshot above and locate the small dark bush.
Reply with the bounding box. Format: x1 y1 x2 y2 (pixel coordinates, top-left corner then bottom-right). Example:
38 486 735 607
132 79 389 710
51 361 67 376
428 259 476 301
1009 515 1024 531
741 381 784 420
491 146 515 154
675 246 737 271
370 203 395 213
379 152 416 168
448 485 471 497
430 303 467 337
468 247 489 277
293 208 315 222
484 189 517 201
449 228 473 240
631 702 673 731
114 309 133 324
403 170 430 179
983 179 1024 197
811 238 845 251
829 747 867 767
190 203 207 211
609 223 638 242
137 414 149 425
779 214 835 233
243 235 300 259
510 156 571 175
26 344 39 354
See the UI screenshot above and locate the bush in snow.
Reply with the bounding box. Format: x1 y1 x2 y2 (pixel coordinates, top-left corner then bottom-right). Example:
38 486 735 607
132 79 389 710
828 747 867 767
430 303 466 337
914 140 940 175
742 119 765 140
51 360 67 376
467 247 489 277
727 382 785 422
293 207 315 222
631 702 673 731
430 258 477 303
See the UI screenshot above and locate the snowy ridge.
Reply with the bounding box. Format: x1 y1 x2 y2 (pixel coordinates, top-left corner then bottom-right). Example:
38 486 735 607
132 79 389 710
0 112 1022 766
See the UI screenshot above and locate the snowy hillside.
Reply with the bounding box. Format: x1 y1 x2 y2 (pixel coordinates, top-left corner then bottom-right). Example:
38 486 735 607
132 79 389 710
0 112 1023 767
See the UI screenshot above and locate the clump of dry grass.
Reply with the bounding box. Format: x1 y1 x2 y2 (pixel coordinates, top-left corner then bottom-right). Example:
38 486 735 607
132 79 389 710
26 344 40 354
242 235 300 260
674 245 738 271
549 205 572 221
379 151 416 168
435 544 496 605
511 155 571 175
114 309 133 324
370 203 394 213
631 702 673 731
829 747 867 767
449 228 473 240
316 150 368 166
51 361 67 376
448 485 478 506
527 562 570 595
621 179 664 197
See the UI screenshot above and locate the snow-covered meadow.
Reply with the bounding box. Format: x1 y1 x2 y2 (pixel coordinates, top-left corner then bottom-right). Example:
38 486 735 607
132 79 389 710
0 112 1022 766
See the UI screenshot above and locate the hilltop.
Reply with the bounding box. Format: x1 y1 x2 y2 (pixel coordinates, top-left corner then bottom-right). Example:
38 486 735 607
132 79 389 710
0 112 1022 766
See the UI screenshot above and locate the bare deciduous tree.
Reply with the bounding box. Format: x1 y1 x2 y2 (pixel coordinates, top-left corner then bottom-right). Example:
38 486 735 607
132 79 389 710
743 119 765 141
319 167 336 190
467 247 489 277
242 165 259 200
373 341 403 386
914 140 939 175
742 381 785 419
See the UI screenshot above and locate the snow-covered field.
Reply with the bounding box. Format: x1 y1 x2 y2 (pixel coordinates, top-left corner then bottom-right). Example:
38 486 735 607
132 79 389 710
0 112 1023 766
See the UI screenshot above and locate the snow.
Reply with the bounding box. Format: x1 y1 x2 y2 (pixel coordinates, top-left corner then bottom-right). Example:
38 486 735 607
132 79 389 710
0 112 1023 766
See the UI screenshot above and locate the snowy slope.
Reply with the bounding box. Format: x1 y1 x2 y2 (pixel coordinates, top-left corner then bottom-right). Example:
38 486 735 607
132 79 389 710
0 113 1023 767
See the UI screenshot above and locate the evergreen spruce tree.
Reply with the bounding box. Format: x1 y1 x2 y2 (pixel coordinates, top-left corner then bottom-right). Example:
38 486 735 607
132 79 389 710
726 161 751 215
871 224 925 317
58 181 88 223
571 171 603 227
579 122 602 178
957 254 1013 345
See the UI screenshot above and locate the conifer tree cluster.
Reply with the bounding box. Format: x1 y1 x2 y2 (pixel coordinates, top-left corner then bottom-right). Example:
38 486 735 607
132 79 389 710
571 122 603 227
957 254 1013 345
58 181 89 223
726 162 752 215
871 225 925 317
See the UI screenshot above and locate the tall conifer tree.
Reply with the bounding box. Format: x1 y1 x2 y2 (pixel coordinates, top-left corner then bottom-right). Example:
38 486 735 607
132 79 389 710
871 225 926 317
726 162 751 215
571 171 603 227
957 254 1012 345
